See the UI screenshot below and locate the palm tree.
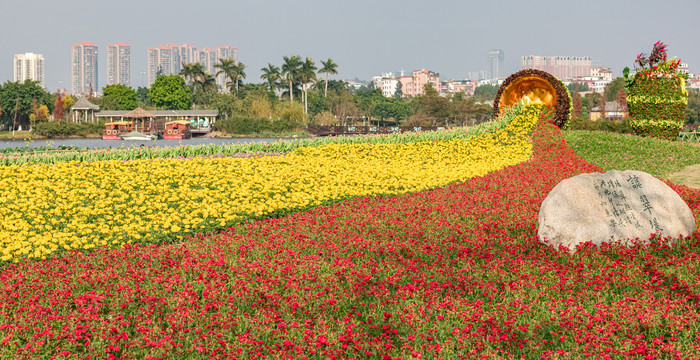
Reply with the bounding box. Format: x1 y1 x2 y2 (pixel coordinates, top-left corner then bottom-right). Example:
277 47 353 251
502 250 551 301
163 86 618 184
260 63 280 95
214 58 236 93
180 62 207 96
281 55 302 102
300 57 317 114
228 62 246 95
318 58 338 97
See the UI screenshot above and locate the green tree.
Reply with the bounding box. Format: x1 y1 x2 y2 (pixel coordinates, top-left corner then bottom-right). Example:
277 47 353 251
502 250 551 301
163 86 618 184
281 55 302 102
604 77 625 101
318 58 338 97
0 80 53 130
420 83 451 123
136 87 151 107
229 62 246 95
472 84 498 102
101 84 138 110
300 57 317 114
371 98 412 124
394 81 403 98
214 58 236 94
148 74 192 110
567 82 589 93
685 90 700 125
260 63 281 95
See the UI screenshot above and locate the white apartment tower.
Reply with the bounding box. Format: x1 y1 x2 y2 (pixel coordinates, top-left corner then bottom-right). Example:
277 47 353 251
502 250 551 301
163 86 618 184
107 42 131 87
215 46 238 91
71 41 98 95
14 53 45 88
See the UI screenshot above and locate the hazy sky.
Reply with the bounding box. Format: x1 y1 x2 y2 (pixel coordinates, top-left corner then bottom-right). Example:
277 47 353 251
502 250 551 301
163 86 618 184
2 0 699 92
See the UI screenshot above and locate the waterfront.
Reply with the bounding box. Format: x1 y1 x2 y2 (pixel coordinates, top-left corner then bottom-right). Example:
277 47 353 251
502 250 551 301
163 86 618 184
0 136 282 150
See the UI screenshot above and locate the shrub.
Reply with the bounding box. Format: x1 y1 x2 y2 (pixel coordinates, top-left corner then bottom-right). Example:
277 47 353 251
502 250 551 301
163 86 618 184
31 121 104 138
568 116 634 134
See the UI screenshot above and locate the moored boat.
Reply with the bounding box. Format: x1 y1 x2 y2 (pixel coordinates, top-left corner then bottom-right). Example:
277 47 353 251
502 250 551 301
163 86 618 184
163 120 192 140
103 121 133 140
120 131 157 141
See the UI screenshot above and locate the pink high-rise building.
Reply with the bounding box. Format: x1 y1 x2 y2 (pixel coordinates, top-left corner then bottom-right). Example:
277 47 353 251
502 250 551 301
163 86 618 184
107 42 130 87
71 41 98 95
520 55 592 81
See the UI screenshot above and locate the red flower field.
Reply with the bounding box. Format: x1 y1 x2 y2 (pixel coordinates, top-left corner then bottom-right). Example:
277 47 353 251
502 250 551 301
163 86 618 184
1 115 699 359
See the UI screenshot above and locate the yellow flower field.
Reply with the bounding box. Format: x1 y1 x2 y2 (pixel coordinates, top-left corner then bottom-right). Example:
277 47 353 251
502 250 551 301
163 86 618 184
0 105 542 262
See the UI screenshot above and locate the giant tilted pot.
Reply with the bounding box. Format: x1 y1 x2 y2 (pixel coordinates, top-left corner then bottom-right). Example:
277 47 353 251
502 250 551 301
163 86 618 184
627 75 687 140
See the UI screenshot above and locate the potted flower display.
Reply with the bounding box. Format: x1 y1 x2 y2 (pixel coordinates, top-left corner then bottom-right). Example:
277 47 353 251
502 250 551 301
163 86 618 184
624 41 689 140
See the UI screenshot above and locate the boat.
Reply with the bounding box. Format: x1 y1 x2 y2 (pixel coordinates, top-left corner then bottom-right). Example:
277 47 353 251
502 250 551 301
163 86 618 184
163 120 192 140
120 131 157 141
103 121 133 140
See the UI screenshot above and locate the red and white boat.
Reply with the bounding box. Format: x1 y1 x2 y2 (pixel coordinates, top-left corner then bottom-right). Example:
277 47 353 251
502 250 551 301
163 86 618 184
163 120 192 140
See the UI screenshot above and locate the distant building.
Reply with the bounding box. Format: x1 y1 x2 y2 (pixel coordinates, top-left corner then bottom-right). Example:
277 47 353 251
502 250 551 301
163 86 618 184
14 52 45 88
198 47 216 77
147 43 233 88
488 50 504 79
215 46 238 91
399 69 440 97
520 55 592 81
441 79 478 96
590 102 627 121
71 41 98 95
147 45 172 86
106 42 130 87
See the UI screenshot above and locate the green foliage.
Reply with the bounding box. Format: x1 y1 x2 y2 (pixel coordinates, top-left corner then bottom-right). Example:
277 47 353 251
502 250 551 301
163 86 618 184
566 82 589 93
31 121 104 138
604 77 625 101
214 115 301 135
567 117 634 134
685 90 700 125
564 129 700 178
148 75 192 110
472 84 498 102
135 87 151 107
101 84 138 110
0 80 53 130
371 98 412 121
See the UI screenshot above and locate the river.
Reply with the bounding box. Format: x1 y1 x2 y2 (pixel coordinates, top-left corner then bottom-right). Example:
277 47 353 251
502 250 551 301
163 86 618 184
0 137 284 150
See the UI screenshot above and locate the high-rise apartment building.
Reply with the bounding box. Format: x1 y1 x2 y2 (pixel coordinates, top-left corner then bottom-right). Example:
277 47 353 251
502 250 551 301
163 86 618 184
147 45 173 86
147 43 237 89
107 42 131 87
488 50 505 80
71 41 98 95
198 48 216 77
14 53 45 88
215 46 238 91
520 55 592 81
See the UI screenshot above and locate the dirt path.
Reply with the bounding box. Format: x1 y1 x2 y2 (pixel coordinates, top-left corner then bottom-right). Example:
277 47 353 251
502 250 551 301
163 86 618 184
669 164 700 189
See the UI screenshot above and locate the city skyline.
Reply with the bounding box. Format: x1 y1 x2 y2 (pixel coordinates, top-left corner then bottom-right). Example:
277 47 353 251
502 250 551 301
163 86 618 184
3 0 700 92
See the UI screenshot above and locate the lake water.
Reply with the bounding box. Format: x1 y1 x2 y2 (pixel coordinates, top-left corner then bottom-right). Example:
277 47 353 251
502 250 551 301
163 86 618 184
0 137 283 150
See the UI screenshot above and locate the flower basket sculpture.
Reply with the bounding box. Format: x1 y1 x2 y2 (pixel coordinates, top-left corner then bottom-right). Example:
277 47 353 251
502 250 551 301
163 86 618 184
494 69 572 128
625 41 689 140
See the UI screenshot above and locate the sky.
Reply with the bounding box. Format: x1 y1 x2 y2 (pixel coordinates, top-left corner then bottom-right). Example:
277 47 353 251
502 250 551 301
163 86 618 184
2 0 699 92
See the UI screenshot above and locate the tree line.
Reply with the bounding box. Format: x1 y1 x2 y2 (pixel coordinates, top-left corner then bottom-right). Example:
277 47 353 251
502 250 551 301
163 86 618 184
3 63 698 134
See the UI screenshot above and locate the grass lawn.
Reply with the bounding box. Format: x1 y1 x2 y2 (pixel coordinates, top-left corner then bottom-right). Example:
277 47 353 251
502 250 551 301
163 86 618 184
564 130 700 179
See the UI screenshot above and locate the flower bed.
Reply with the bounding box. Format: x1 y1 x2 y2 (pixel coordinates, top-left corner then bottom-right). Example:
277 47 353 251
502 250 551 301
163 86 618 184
0 112 698 358
0 104 542 263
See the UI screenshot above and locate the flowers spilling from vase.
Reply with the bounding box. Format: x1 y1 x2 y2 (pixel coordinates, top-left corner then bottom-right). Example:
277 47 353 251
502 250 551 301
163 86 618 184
624 41 689 140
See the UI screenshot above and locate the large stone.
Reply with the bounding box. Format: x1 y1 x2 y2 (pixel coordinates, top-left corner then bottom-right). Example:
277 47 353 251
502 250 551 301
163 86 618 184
538 170 696 252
